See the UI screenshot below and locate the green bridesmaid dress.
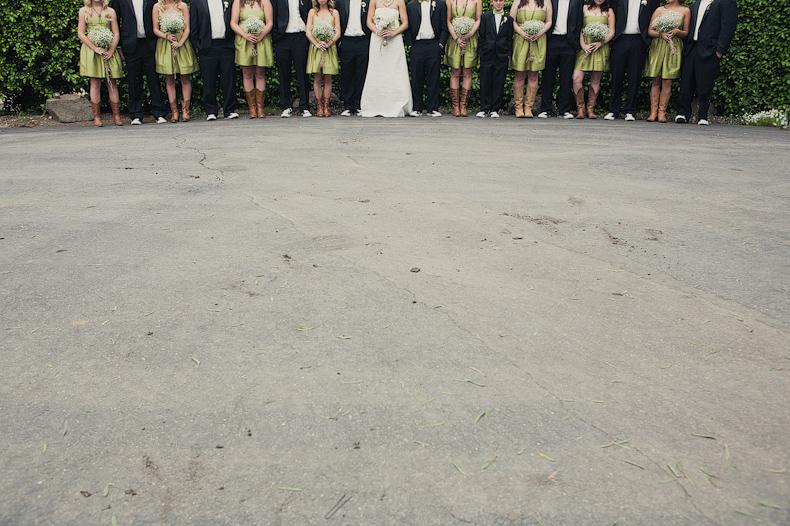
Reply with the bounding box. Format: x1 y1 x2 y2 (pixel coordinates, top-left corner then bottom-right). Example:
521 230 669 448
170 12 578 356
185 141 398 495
306 19 339 74
155 13 199 75
574 14 610 71
510 8 547 71
445 5 478 69
79 16 124 78
235 8 275 67
644 16 683 79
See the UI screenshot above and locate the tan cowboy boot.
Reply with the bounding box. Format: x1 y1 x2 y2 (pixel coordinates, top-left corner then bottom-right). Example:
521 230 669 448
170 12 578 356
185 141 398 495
524 86 538 118
586 87 598 119
514 85 525 118
255 89 265 118
646 91 659 122
110 100 123 126
450 88 460 117
181 99 191 122
658 88 671 123
246 90 257 118
324 96 332 117
459 87 469 117
170 101 179 123
91 101 103 127
575 88 586 119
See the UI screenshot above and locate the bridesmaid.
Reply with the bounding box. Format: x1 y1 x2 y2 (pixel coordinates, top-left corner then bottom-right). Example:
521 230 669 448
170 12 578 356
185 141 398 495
306 0 341 116
153 0 198 122
509 0 552 118
77 0 124 126
231 0 275 118
572 0 614 118
445 0 482 116
644 0 689 122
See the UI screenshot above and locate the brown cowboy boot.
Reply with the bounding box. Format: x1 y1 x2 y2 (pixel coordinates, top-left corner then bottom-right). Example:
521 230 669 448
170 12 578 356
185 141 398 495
646 90 659 122
459 87 469 117
324 96 332 117
255 89 265 118
450 88 460 117
575 88 586 119
91 101 103 127
658 88 671 123
246 90 257 118
110 100 123 126
524 86 538 118
514 85 525 118
169 101 179 123
586 87 598 119
181 99 191 122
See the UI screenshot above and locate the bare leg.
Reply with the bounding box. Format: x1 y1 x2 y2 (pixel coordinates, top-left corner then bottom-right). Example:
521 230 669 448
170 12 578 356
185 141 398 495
181 75 192 102
107 78 119 103
241 65 255 92
450 68 460 90
89 78 102 104
590 71 602 92
164 74 177 104
461 67 473 91
254 66 266 92
526 71 539 88
572 70 585 93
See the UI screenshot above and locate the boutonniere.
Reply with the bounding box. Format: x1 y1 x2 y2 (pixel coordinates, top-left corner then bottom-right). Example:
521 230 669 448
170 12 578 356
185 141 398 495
640 0 646 5
361 1 366 8
706 0 714 11
431 0 436 7
223 1 228 9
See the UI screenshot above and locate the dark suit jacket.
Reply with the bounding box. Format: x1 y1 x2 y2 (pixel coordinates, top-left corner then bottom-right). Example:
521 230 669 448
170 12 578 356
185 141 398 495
546 0 583 49
190 0 235 51
336 0 372 37
684 0 737 58
271 0 311 40
112 0 158 54
403 0 448 48
477 11 513 62
611 0 659 45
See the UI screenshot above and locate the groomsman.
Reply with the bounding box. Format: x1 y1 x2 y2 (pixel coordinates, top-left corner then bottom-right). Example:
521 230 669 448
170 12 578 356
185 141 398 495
112 0 167 124
538 0 583 119
475 0 512 118
191 0 239 120
272 0 312 117
604 0 659 121
337 0 371 116
675 0 737 125
404 0 448 117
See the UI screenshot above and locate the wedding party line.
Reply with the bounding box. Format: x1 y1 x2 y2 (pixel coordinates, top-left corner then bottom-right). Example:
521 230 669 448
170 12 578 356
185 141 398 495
78 0 736 125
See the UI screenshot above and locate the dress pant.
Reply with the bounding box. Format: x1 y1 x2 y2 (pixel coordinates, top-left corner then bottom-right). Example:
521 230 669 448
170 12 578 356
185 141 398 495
199 40 237 116
541 37 575 115
275 32 310 111
676 43 720 121
478 58 507 113
338 35 369 112
125 38 167 120
608 34 647 116
409 39 441 113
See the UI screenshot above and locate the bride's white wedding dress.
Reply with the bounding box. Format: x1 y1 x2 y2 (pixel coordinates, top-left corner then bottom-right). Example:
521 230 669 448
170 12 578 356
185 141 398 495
359 7 413 117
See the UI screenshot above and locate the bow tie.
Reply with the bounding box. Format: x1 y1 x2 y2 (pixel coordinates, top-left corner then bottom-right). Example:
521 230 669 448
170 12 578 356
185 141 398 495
493 10 504 14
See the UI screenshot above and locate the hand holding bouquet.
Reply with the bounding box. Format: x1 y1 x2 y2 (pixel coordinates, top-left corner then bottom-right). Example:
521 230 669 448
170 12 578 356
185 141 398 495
580 21 608 65
520 19 544 62
242 16 265 55
310 19 336 67
652 11 682 55
159 13 185 68
372 10 398 47
451 16 475 55
87 26 114 83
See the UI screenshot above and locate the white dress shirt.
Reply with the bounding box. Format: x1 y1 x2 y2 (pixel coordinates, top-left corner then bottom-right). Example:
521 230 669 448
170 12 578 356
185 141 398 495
623 0 641 34
132 0 146 37
494 12 502 33
693 0 711 40
553 0 570 35
286 0 307 32
344 0 365 36
417 1 436 40
208 0 226 39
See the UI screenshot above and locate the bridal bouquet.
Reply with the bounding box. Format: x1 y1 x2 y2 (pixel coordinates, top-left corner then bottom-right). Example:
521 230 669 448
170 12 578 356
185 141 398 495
159 13 185 68
310 19 336 67
520 19 544 62
372 10 398 47
452 16 475 55
242 15 265 56
580 21 609 65
652 11 683 55
87 26 114 84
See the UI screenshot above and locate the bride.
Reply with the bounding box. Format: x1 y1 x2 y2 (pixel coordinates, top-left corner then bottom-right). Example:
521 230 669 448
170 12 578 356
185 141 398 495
359 0 412 117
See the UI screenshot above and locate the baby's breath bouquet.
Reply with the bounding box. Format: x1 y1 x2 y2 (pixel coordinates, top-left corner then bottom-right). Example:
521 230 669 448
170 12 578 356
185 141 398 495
520 19 544 62
87 26 114 83
159 12 185 68
242 16 265 56
580 21 608 65
452 16 475 55
652 11 682 55
310 19 336 67
372 10 398 47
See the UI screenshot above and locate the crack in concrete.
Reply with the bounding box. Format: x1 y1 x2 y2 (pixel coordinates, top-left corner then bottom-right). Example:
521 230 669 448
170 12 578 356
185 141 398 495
175 136 226 183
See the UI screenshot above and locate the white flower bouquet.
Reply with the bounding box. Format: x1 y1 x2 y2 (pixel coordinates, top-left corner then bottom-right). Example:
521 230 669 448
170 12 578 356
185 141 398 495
159 12 185 34
310 19 336 67
372 10 398 46
652 11 683 55
452 16 475 55
87 26 114 83
520 19 544 62
242 15 265 56
580 21 609 65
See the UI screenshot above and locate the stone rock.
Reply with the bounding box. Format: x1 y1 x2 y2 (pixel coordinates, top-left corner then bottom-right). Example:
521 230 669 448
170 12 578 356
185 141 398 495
293 92 342 110
46 94 93 123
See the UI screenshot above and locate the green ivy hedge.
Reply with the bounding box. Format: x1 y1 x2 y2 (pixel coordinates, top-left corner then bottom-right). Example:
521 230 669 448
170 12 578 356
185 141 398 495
1 0 787 115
